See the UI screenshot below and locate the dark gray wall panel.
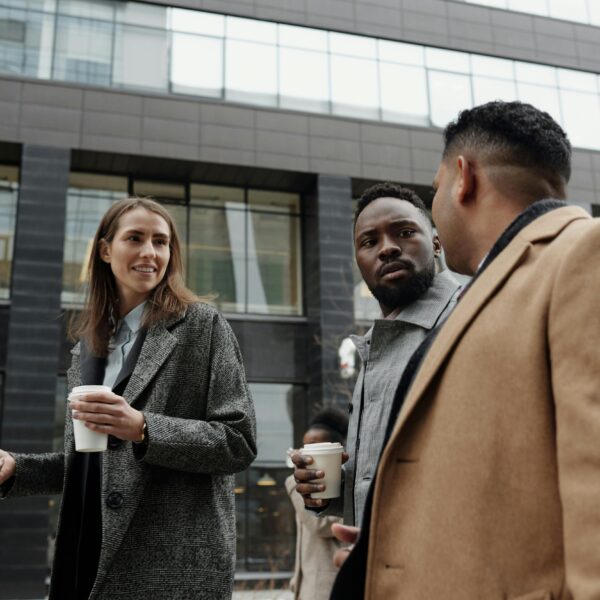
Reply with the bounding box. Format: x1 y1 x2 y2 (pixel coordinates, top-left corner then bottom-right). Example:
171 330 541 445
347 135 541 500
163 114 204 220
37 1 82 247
0 144 69 600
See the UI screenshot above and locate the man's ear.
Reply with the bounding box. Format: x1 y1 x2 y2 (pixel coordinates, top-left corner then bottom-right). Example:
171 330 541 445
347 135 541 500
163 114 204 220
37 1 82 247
432 234 442 257
455 155 475 205
99 239 111 263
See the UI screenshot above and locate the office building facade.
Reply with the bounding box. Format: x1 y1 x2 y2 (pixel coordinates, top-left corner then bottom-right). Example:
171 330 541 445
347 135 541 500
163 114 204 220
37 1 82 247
0 0 599 596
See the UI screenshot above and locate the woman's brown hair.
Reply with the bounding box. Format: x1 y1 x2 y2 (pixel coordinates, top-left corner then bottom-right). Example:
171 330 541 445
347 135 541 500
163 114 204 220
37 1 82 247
71 197 198 356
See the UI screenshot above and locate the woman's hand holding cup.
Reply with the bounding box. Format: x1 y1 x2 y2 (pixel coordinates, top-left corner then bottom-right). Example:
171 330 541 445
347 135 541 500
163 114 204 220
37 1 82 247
0 449 16 485
70 389 145 442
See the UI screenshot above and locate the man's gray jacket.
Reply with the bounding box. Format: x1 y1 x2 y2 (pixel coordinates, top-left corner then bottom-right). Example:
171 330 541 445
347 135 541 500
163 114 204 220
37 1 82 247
327 270 460 526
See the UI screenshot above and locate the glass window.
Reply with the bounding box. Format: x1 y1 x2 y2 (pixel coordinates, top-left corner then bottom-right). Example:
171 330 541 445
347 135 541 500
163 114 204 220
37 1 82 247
0 6 54 79
549 0 588 22
378 40 424 66
247 191 302 316
188 185 302 316
353 259 380 324
330 54 379 119
189 184 246 313
53 15 112 85
235 383 306 573
279 46 329 113
471 55 514 80
425 48 470 74
517 82 562 124
278 24 327 52
559 91 600 151
227 16 276 44
428 70 473 128
225 39 277 106
589 2 600 26
0 165 18 301
169 8 225 37
57 0 113 21
171 33 223 97
115 2 167 28
557 68 597 93
472 76 518 106
62 172 128 305
113 23 168 91
379 62 429 125
507 0 547 14
515 62 557 87
329 32 377 59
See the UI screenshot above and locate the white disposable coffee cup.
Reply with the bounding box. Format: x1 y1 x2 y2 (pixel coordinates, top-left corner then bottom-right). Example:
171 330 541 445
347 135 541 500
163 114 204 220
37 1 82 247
68 385 111 452
300 442 343 499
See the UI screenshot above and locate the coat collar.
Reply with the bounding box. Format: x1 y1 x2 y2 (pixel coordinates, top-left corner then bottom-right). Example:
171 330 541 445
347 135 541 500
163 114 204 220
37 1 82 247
351 270 459 363
385 205 590 445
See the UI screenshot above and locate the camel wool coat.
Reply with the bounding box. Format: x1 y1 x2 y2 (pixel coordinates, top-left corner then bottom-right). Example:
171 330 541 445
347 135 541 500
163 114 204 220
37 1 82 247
365 206 600 600
5 303 256 599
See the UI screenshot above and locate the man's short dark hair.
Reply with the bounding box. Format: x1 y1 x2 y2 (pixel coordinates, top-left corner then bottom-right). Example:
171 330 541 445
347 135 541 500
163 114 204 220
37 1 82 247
354 182 431 228
443 101 571 183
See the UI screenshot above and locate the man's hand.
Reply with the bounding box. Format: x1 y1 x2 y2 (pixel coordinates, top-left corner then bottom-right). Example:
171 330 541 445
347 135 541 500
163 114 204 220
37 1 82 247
331 523 360 568
291 450 349 508
0 449 16 486
70 391 145 442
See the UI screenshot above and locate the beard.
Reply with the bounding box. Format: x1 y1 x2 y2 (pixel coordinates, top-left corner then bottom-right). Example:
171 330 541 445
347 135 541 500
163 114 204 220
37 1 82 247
368 259 436 311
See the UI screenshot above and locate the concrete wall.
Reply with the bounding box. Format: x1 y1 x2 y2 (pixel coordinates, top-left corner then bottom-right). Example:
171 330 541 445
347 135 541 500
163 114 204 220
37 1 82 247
1 76 599 205
144 0 600 73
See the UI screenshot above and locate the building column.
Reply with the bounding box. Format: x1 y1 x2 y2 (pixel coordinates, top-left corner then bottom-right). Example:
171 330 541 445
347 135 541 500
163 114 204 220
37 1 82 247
305 174 355 414
0 145 69 599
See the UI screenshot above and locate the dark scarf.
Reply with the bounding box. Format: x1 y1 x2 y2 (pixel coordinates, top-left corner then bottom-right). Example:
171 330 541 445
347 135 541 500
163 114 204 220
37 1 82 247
330 198 567 600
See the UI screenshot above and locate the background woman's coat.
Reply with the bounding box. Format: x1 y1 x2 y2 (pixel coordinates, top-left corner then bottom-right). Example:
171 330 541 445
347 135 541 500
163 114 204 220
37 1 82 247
7 303 256 599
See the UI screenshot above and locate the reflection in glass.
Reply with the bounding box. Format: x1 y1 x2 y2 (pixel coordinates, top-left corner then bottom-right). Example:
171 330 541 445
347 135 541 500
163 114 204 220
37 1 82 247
62 173 127 305
188 203 245 313
378 40 424 66
331 54 379 119
113 24 168 91
53 15 112 85
517 83 562 124
425 47 470 73
379 63 428 125
473 76 517 106
225 39 277 106
278 24 327 51
247 210 301 316
428 70 472 128
279 47 329 113
559 91 600 151
171 33 223 97
0 165 18 300
169 8 225 36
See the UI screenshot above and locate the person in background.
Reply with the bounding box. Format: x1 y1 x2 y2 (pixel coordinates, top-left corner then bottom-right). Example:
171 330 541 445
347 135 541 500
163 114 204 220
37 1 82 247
286 407 349 600
0 197 256 600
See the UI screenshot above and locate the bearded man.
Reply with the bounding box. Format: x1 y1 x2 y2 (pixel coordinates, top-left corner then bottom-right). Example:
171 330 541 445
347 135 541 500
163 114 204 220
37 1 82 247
292 183 460 537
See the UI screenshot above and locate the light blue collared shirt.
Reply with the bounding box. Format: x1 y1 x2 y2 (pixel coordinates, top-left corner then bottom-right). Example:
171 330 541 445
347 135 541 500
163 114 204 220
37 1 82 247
103 302 146 389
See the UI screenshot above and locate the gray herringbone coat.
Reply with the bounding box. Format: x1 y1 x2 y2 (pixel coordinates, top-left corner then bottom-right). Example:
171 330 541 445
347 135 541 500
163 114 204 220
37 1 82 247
8 303 256 599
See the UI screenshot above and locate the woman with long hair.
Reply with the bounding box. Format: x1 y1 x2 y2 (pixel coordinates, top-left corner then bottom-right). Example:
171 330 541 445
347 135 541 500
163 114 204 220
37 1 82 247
0 197 256 599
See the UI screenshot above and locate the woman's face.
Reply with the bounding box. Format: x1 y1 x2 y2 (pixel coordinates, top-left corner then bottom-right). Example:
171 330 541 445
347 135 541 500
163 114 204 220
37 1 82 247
100 207 171 315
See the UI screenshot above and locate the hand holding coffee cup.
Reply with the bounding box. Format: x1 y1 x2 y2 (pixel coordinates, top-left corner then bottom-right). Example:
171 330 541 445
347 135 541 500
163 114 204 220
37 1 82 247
69 385 146 452
0 449 16 486
291 443 347 508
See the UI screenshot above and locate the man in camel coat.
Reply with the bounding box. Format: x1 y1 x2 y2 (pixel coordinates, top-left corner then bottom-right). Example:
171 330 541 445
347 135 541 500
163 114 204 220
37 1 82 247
331 101 600 600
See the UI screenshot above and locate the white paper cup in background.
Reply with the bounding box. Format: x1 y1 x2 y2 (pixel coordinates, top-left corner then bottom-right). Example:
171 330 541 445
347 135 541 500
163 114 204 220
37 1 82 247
300 442 343 499
68 385 111 452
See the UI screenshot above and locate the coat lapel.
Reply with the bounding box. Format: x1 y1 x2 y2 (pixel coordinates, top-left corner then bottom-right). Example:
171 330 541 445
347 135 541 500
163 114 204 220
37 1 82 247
386 206 589 446
111 330 147 395
119 321 179 410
